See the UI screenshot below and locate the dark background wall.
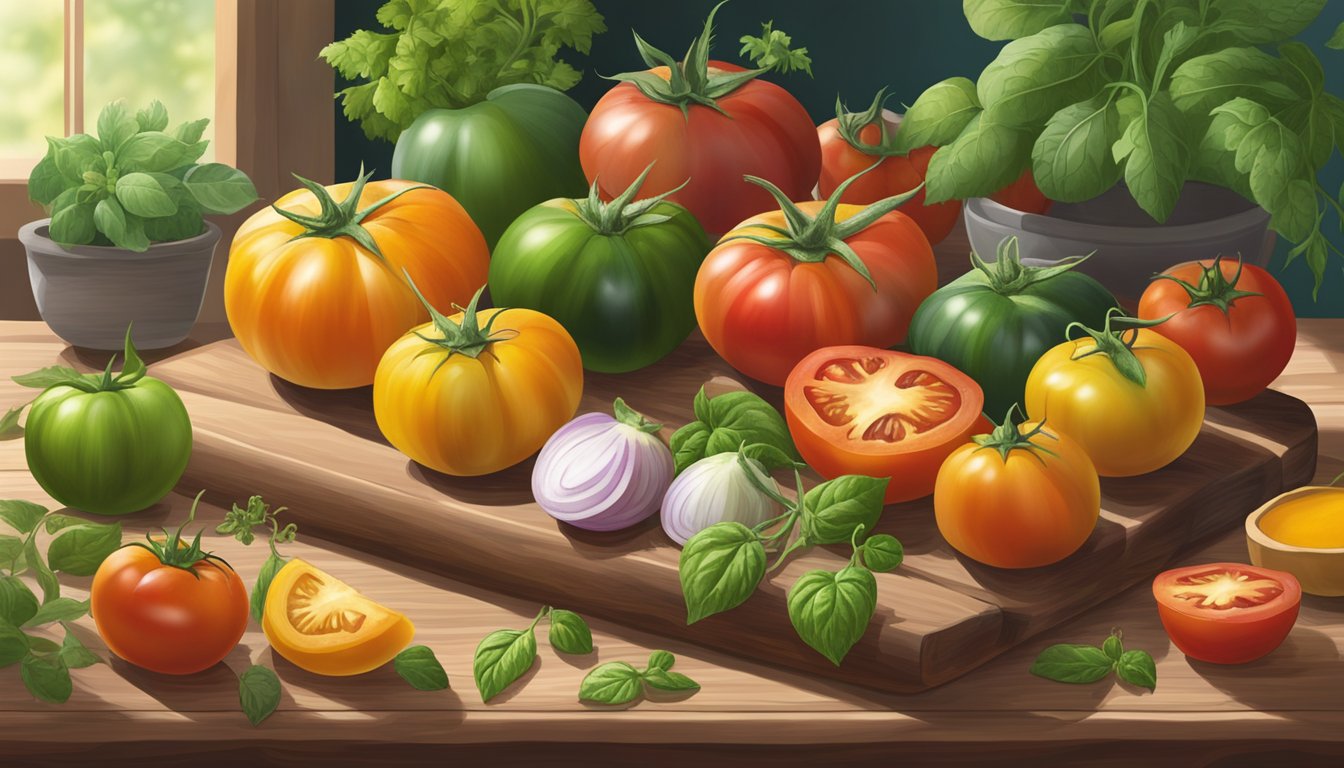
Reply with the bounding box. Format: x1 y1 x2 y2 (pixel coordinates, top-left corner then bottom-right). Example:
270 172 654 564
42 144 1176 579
334 0 1344 316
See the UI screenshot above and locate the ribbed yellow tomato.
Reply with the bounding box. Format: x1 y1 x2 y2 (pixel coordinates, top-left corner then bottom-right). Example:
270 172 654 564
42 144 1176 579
263 559 414 676
374 287 583 476
1025 325 1204 477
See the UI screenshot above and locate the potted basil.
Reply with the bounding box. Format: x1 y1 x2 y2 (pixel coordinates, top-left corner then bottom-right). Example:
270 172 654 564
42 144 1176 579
899 0 1344 303
20 99 258 350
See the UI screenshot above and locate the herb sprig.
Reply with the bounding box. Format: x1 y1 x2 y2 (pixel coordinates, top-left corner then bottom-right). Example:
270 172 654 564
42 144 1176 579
579 650 700 706
473 605 592 702
1031 628 1157 692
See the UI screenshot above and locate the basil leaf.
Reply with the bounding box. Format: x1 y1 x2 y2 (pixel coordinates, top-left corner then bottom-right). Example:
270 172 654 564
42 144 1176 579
251 553 287 623
22 598 89 628
25 635 59 654
787 566 877 666
679 522 767 624
0 625 29 668
1032 94 1122 203
28 155 65 206
860 534 904 573
97 100 140 152
0 535 21 562
1102 633 1123 662
1329 21 1344 50
136 100 170 133
578 661 644 705
894 76 982 151
647 650 675 672
1170 48 1300 120
1210 97 1314 241
801 475 888 546
1208 0 1324 45
1030 643 1115 684
93 197 128 247
394 645 450 691
116 131 190 173
642 669 700 693
142 199 204 243
21 654 72 704
925 114 1037 203
173 118 210 145
738 442 801 471
0 576 39 627
44 514 90 534
50 201 97 246
473 628 537 702
547 609 593 655
47 522 122 576
1113 92 1190 224
184 163 259 215
1116 649 1157 691
59 632 101 670
48 135 102 182
25 536 59 602
115 172 178 218
0 406 21 441
239 665 282 725
669 388 796 474
978 24 1107 128
0 500 48 534
963 0 1074 42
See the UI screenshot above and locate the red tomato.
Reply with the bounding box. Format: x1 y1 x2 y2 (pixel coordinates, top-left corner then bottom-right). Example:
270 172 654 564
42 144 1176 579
817 113 962 245
991 168 1052 214
695 199 937 386
580 61 820 237
1138 258 1297 405
785 346 990 503
1153 563 1301 665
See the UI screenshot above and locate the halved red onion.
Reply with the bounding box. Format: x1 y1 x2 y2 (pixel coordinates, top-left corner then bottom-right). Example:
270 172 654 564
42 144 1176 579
661 452 784 546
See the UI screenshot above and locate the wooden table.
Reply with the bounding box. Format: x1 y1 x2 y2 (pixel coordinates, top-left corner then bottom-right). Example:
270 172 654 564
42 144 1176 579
2 316 1342 768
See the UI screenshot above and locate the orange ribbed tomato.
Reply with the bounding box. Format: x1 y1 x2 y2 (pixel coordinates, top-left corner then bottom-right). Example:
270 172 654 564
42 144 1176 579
225 173 489 389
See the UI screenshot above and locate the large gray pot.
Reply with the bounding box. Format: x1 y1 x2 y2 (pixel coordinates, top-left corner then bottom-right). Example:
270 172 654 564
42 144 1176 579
964 183 1273 305
19 219 221 350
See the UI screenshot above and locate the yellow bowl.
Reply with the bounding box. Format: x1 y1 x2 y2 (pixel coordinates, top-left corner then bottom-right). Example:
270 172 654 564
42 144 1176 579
1246 486 1344 597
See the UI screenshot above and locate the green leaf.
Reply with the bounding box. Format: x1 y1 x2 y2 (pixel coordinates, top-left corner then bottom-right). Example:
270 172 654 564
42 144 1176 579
49 201 97 246
24 537 58 602
22 598 88 628
473 628 538 702
47 522 122 576
1212 97 1313 241
0 576 39 627
0 406 22 442
860 535 904 573
737 443 801 472
48 135 102 182
21 654 72 703
1206 0 1325 45
1328 21 1344 50
97 100 140 152
0 625 29 668
925 114 1038 202
172 118 210 145
737 21 812 76
1030 643 1114 684
136 100 170 132
1102 633 1123 662
93 198 128 247
1278 43 1324 96
115 172 178 218
679 522 767 624
251 553 286 623
786 566 877 666
578 661 644 705
1116 649 1157 691
978 24 1107 128
668 423 711 476
141 199 204 243
59 632 101 669
115 131 190 173
27 156 65 206
0 501 48 534
801 475 889 546
1169 48 1301 121
239 665 282 725
183 163 258 215
648 650 675 672
0 535 20 562
962 0 1074 41
1031 94 1122 203
547 609 593 655
1113 92 1190 224
394 645 450 691
668 388 797 475
894 76 982 151
642 668 700 693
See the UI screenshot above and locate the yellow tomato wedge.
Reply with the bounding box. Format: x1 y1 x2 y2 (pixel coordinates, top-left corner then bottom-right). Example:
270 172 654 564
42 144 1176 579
263 559 414 676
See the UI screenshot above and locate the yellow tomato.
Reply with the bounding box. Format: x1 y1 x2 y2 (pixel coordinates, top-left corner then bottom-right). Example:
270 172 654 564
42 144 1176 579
263 559 414 676
374 291 583 476
1024 328 1204 477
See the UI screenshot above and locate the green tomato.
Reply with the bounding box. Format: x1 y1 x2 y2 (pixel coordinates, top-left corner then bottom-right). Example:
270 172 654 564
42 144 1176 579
908 237 1121 419
489 176 713 373
25 376 191 516
391 84 588 247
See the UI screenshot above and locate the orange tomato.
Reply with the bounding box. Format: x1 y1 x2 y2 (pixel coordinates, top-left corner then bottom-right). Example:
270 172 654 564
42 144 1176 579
225 172 489 389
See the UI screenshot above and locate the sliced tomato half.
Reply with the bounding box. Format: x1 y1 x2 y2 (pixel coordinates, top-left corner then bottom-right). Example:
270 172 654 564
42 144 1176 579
784 346 988 503
1153 563 1301 665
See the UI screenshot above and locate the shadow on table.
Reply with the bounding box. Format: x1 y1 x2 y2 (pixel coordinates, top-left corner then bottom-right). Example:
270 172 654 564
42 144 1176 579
1187 626 1340 716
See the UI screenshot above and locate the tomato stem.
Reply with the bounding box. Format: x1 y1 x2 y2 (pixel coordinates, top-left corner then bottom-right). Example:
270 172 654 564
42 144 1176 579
972 405 1060 463
970 236 1095 296
270 164 432 261
574 163 689 236
1065 308 1172 388
404 274 516 362
125 490 235 576
834 88 908 158
1149 254 1262 314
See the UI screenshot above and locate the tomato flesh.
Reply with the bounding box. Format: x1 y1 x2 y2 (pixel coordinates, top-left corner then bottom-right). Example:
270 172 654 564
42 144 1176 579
803 356 963 445
1153 563 1300 665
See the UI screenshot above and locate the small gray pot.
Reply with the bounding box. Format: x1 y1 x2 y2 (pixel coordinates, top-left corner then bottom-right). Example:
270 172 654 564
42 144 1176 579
964 183 1273 305
19 219 221 351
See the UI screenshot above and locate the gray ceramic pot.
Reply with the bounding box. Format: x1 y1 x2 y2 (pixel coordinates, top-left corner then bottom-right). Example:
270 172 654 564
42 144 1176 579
19 219 221 350
964 183 1273 305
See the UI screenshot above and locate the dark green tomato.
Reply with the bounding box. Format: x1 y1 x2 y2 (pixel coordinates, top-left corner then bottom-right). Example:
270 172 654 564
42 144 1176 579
25 377 192 515
489 198 712 373
391 84 588 247
908 245 1121 419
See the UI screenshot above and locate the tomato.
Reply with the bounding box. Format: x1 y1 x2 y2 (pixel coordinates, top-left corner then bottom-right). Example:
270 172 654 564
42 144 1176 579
226 171 489 390
1024 319 1205 477
908 236 1120 418
695 171 937 386
23 332 191 516
785 346 989 504
489 170 712 373
263 558 415 676
990 168 1052 214
817 90 962 245
91 500 248 675
1153 563 1301 664
580 8 818 237
1138 257 1296 406
935 415 1100 568
374 286 583 476
392 84 588 247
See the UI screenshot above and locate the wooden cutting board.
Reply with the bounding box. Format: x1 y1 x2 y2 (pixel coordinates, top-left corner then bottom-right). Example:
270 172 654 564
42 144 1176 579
152 335 1317 694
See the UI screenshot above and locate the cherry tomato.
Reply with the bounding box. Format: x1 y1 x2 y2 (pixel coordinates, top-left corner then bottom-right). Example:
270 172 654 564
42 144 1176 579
785 346 990 503
990 168 1052 214
1138 257 1296 405
1153 563 1301 664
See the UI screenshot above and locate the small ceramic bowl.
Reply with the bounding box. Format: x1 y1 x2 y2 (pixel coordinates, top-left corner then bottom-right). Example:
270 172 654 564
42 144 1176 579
1245 487 1344 597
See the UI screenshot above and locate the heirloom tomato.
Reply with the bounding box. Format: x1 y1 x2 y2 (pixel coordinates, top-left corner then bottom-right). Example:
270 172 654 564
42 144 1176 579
991 168 1052 214
1138 257 1296 405
374 284 583 476
1153 563 1300 665
935 412 1100 569
817 89 962 245
908 236 1120 418
579 5 819 236
695 169 936 386
784 346 989 504
489 166 712 373
225 170 489 390
91 493 248 675
1024 312 1205 477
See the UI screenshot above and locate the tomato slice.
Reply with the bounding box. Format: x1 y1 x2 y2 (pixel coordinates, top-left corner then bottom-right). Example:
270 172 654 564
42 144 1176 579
1153 563 1301 665
785 346 987 503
